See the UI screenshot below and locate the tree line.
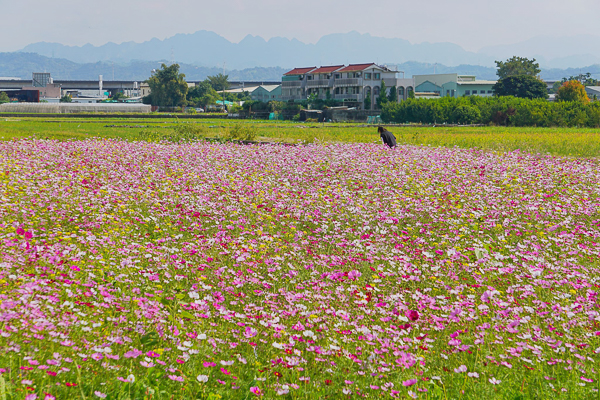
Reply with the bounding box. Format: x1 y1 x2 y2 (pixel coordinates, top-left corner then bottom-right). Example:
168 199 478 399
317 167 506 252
381 56 598 127
142 64 250 110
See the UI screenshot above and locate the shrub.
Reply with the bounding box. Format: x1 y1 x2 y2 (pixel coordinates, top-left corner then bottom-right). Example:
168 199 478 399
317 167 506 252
223 124 257 141
452 105 481 125
381 96 600 127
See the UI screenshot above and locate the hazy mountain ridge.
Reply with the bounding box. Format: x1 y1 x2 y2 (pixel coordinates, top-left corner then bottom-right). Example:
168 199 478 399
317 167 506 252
2 52 598 82
18 31 600 72
20 31 496 69
0 53 287 81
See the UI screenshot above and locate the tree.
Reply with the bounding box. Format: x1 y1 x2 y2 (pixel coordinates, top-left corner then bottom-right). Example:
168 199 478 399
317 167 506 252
364 94 371 110
376 80 388 108
187 81 219 108
60 95 72 103
307 93 318 109
388 86 397 103
0 92 9 104
492 75 548 99
145 63 188 107
408 90 415 99
110 92 128 101
206 73 230 91
495 56 541 79
556 80 590 103
562 72 598 86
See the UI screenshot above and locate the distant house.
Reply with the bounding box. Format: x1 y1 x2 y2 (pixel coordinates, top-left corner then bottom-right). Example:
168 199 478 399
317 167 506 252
414 74 496 98
282 63 406 110
225 85 282 102
251 85 282 102
585 86 600 99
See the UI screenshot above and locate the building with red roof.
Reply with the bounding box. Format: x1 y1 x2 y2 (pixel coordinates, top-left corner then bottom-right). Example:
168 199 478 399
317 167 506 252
281 63 413 109
283 67 317 76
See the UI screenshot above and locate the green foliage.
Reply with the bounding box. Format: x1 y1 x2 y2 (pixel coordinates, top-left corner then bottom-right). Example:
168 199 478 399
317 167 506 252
408 90 415 99
60 95 72 103
562 72 598 86
364 94 371 110
493 75 548 99
187 81 219 108
206 73 230 91
110 91 128 101
376 80 388 109
452 104 481 124
223 124 257 141
495 56 541 79
145 63 188 107
307 92 318 108
0 92 9 104
388 86 397 103
556 80 590 103
381 96 600 127
270 101 286 112
133 123 208 142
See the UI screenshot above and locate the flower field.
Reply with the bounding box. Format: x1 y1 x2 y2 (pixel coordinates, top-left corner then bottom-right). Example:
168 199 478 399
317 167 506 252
1 139 600 399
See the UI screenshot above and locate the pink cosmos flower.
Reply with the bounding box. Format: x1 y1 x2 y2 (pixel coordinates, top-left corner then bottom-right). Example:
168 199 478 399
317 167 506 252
94 392 107 398
168 375 184 382
454 365 467 373
489 377 501 385
244 327 258 338
403 379 417 386
407 310 419 321
250 386 263 396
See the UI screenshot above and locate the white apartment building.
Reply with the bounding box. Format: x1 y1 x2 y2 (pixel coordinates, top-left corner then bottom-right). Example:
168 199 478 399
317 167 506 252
282 63 414 110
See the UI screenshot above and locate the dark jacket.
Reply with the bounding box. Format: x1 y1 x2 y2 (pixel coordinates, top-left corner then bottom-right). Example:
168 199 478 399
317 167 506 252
380 129 397 148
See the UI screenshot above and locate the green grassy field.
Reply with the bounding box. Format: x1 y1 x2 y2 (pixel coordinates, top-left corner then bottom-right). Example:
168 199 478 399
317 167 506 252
1 117 600 157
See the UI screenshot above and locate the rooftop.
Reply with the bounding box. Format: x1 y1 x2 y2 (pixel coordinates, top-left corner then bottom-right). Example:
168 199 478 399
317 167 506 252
457 80 497 85
259 85 281 92
337 63 377 72
284 67 316 76
311 65 344 74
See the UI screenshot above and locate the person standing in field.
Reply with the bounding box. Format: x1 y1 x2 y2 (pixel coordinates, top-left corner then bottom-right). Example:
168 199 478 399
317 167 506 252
378 126 397 148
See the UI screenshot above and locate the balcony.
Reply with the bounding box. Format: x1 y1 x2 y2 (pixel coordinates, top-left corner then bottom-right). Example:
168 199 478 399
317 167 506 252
306 79 331 88
282 95 304 101
333 78 361 87
282 81 302 88
334 94 361 101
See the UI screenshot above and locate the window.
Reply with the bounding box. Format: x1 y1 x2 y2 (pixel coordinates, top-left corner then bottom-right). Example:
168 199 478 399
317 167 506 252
465 90 471 95
347 73 352 78
374 73 381 80
480 90 486 94
335 74 340 79
307 75 313 80
487 90 493 94
446 90 450 96
365 73 372 79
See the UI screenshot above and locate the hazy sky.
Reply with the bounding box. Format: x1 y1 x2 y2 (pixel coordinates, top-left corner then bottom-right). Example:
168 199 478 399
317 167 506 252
1 0 598 52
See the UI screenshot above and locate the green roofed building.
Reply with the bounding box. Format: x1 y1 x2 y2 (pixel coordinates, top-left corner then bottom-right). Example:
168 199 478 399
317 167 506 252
414 74 496 98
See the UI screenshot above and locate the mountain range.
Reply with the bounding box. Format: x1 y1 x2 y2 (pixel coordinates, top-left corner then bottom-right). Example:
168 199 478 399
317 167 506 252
18 31 600 71
1 31 599 81
2 52 598 83
20 31 494 70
